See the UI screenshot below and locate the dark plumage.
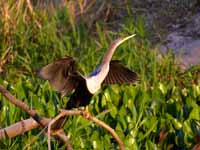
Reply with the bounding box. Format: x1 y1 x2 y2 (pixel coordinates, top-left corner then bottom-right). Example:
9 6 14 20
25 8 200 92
38 34 138 129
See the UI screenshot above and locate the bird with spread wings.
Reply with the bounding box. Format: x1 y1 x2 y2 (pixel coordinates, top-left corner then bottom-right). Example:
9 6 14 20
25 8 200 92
38 34 138 129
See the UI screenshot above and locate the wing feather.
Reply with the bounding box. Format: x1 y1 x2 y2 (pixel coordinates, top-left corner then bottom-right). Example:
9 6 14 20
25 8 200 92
37 56 82 96
103 60 138 85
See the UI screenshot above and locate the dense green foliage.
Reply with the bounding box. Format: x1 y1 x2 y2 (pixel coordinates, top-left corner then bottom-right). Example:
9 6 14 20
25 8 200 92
0 1 200 149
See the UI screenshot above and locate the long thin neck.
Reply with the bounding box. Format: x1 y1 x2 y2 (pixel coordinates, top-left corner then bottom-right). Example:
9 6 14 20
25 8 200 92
101 34 136 68
101 39 122 66
86 34 136 94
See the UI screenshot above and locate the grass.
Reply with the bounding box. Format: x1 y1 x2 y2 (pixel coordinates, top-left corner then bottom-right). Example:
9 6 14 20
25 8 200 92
0 1 200 149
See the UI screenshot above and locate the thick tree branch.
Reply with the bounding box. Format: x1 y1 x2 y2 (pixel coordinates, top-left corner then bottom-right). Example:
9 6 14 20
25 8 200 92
0 85 46 126
0 118 39 139
0 85 71 149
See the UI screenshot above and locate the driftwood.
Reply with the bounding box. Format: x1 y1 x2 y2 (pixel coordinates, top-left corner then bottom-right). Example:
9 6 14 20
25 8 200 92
0 85 124 150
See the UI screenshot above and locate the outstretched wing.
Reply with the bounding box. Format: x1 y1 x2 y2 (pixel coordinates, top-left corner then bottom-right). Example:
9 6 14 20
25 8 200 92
103 60 138 85
37 56 82 96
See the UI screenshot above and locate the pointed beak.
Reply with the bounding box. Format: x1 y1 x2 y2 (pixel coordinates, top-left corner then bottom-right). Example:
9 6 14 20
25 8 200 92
119 34 136 44
112 34 136 47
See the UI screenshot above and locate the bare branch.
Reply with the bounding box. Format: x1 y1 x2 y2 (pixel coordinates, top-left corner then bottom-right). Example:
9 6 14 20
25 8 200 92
53 129 72 150
47 110 124 150
0 85 47 126
0 118 39 139
90 115 124 150
23 126 47 150
0 85 71 148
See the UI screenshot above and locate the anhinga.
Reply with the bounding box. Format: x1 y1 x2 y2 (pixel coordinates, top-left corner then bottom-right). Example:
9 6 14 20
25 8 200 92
38 34 138 128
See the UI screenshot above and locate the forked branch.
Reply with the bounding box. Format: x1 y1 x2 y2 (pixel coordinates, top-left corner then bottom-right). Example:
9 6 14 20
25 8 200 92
48 110 124 150
0 85 124 150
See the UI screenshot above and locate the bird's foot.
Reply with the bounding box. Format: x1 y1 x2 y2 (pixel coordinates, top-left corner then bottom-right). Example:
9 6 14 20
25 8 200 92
77 106 91 119
82 110 91 120
80 106 90 120
59 109 66 112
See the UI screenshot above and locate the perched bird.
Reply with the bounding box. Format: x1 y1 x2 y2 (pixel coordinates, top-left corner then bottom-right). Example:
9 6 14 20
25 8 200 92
38 34 138 128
